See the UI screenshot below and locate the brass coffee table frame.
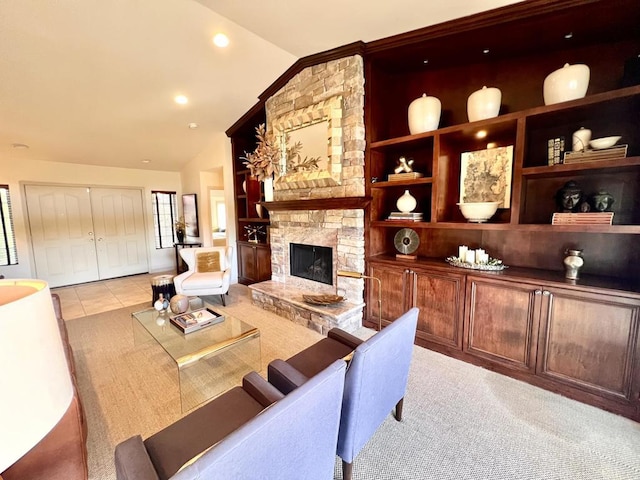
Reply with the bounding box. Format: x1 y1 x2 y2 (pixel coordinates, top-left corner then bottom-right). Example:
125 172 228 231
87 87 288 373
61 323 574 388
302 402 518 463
132 301 260 412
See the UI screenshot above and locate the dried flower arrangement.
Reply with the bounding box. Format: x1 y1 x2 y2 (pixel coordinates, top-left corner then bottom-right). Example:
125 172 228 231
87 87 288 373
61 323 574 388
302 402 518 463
242 123 321 182
174 216 186 233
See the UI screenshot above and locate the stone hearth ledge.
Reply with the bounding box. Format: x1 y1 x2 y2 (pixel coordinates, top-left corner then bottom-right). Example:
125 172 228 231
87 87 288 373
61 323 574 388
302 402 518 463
248 280 364 334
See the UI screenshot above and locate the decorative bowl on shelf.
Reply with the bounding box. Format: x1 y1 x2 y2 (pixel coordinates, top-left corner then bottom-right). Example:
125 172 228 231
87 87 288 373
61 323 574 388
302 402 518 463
467 86 502 122
543 63 590 105
589 136 621 150
457 202 500 223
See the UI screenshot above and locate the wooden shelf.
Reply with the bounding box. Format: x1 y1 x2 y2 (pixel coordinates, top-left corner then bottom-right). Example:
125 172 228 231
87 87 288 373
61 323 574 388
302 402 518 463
372 221 640 234
522 156 640 178
371 177 433 188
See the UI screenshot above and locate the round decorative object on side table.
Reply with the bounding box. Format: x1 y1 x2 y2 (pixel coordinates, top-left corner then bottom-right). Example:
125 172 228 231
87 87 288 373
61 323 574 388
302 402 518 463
169 294 190 314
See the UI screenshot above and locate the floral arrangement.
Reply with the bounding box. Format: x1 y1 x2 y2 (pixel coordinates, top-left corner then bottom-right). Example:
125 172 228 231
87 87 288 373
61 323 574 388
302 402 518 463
242 123 320 182
174 216 186 234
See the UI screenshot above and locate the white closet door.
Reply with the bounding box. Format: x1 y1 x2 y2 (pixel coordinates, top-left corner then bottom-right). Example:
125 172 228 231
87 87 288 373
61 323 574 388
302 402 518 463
90 187 149 279
25 185 100 287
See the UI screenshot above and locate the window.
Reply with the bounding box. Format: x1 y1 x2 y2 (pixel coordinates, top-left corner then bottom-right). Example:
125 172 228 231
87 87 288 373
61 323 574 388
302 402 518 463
0 185 18 265
152 191 178 249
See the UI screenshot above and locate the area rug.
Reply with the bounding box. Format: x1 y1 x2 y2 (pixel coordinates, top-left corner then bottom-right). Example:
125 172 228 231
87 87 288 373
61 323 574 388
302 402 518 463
65 286 640 480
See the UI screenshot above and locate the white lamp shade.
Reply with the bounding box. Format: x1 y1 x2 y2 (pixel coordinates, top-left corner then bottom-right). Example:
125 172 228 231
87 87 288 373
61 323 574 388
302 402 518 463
0 279 74 472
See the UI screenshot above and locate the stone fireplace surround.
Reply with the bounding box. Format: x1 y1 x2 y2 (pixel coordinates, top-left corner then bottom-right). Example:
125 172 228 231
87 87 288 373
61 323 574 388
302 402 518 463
248 54 366 333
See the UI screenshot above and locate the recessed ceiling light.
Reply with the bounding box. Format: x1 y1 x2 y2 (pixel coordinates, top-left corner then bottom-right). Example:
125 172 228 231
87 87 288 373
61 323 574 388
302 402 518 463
482 48 490 54
188 123 199 129
11 143 29 149
175 95 188 105
564 32 573 39
486 142 497 149
423 59 429 64
476 130 488 139
141 159 150 164
213 33 229 48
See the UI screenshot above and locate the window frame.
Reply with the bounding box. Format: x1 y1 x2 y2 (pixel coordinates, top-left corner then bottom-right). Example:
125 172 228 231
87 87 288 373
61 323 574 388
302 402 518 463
151 190 178 249
0 185 18 266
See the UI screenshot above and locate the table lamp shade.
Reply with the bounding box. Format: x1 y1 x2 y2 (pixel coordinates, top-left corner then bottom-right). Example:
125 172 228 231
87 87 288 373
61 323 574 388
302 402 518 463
0 279 74 472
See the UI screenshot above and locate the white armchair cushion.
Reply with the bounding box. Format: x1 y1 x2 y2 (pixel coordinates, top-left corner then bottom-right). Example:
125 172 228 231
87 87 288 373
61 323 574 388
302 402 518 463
181 271 225 289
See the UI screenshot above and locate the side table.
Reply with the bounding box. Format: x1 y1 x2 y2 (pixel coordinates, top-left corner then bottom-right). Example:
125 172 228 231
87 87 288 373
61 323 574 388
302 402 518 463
174 242 202 274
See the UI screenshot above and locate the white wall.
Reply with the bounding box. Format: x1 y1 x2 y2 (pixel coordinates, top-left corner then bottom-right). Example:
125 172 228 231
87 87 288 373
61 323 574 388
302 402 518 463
180 132 238 282
0 158 181 279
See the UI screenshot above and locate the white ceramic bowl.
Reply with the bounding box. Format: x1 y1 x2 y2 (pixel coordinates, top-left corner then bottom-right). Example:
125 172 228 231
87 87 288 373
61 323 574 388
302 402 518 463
467 86 502 122
589 136 621 150
457 202 500 223
543 63 590 105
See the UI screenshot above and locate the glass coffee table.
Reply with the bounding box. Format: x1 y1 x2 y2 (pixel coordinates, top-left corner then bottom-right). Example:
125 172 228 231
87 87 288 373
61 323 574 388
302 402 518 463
132 299 261 412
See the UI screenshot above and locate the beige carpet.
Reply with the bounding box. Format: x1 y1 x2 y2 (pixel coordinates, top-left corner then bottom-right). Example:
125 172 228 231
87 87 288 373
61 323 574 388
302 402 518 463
66 285 640 480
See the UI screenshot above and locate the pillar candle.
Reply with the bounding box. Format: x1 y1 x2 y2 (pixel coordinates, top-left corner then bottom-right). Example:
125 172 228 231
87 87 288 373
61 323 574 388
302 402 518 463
458 245 468 261
465 250 476 264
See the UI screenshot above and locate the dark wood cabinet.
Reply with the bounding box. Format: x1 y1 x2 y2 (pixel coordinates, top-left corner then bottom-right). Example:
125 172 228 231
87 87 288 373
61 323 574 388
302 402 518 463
465 276 541 372
238 241 271 285
537 287 640 402
369 258 465 350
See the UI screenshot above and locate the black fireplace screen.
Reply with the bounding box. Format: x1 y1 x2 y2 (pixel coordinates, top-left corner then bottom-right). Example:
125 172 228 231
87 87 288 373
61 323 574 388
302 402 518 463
289 243 333 285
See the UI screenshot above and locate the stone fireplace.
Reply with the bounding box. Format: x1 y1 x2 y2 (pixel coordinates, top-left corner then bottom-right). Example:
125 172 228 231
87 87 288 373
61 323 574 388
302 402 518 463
248 54 367 334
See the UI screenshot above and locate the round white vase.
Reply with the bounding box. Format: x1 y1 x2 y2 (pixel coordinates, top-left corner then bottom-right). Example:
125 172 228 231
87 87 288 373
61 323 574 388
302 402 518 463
408 93 441 134
396 190 417 213
572 127 592 152
467 86 502 122
543 63 590 105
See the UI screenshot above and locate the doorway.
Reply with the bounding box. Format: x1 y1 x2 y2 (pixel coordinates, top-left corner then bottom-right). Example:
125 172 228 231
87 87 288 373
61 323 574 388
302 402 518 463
25 184 149 287
209 188 227 246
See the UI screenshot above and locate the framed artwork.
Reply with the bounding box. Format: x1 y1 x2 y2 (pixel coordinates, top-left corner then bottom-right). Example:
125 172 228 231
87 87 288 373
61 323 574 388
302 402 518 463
460 145 513 208
182 193 199 237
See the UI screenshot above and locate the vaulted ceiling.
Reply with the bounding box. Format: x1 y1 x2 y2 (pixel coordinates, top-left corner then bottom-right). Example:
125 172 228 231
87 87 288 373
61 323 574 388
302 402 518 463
0 0 520 171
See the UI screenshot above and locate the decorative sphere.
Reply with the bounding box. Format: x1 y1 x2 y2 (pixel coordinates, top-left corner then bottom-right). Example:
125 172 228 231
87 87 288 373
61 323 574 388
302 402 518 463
170 294 190 314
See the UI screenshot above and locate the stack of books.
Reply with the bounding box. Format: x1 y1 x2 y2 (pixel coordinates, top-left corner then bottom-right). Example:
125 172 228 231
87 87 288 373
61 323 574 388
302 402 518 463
386 212 424 222
387 172 424 181
170 308 225 334
563 145 628 164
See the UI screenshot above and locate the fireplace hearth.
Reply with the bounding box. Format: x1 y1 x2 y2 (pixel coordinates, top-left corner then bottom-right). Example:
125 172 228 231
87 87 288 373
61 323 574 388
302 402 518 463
289 243 332 285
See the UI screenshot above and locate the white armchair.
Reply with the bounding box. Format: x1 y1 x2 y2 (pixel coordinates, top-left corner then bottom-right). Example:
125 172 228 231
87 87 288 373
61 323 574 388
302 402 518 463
173 246 233 306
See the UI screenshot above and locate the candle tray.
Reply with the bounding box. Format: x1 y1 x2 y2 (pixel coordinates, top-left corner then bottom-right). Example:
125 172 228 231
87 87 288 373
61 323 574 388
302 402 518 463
445 256 507 271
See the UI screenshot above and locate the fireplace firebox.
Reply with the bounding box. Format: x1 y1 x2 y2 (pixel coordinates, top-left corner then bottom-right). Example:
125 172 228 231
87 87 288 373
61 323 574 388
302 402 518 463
289 243 333 285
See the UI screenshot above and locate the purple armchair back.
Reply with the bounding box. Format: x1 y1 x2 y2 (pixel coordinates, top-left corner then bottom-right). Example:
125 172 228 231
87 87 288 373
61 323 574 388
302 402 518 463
171 359 346 480
338 307 418 465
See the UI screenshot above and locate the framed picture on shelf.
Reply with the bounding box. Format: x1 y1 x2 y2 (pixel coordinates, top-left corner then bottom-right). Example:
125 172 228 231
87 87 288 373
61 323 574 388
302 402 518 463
460 145 513 208
182 193 199 237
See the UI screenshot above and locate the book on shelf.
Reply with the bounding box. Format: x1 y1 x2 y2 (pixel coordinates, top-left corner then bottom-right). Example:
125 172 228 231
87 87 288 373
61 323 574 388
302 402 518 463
563 145 627 164
170 308 225 334
551 212 614 226
387 172 424 181
387 211 423 222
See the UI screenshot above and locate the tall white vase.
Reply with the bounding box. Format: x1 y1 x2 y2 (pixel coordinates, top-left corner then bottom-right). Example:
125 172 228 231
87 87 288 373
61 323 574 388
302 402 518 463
263 177 274 202
408 93 441 134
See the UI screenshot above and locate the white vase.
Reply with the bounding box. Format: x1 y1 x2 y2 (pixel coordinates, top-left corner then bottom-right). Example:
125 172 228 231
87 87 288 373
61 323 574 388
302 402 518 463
396 190 417 213
467 86 502 122
408 93 441 134
572 127 592 152
263 177 274 202
543 63 590 105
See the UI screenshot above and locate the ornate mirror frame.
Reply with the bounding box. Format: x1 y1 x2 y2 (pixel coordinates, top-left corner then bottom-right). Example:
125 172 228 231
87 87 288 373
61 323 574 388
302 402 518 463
272 95 343 190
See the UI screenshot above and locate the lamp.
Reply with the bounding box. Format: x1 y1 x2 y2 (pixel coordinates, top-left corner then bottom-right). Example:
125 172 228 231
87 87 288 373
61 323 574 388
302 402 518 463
337 270 382 331
0 279 74 473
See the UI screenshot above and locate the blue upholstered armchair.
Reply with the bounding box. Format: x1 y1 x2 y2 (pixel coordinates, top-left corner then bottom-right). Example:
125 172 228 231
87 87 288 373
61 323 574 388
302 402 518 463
268 307 419 480
115 361 346 480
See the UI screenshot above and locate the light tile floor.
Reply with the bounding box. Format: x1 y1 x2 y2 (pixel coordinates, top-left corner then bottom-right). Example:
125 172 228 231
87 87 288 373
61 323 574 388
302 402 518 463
52 272 173 319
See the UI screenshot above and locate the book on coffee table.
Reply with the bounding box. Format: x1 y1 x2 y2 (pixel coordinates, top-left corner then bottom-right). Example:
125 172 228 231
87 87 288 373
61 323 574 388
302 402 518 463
170 308 225 334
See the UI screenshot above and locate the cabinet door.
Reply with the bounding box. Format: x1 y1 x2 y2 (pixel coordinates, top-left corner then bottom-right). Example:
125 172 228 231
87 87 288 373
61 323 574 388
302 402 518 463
238 243 257 284
369 263 410 327
537 287 640 401
465 277 541 371
255 245 272 282
411 269 465 349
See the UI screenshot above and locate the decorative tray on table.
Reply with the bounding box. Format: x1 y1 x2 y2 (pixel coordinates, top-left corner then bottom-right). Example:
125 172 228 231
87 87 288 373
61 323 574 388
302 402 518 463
302 294 344 306
445 256 508 271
